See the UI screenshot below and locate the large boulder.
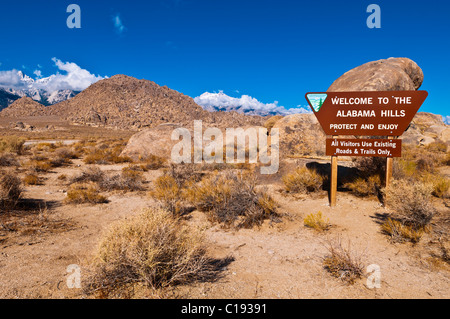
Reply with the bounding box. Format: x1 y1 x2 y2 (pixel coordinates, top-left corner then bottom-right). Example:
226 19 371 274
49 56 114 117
403 113 450 146
327 57 423 92
120 123 195 161
271 113 325 157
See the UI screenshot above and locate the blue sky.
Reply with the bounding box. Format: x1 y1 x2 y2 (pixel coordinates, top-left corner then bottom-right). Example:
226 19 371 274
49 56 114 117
0 0 449 118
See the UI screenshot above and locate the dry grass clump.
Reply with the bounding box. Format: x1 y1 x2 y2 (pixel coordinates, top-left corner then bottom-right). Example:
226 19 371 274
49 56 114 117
0 171 23 209
23 174 42 186
381 218 426 243
282 167 323 194
70 166 144 192
137 154 166 170
0 136 25 155
186 171 279 228
83 208 214 297
344 175 381 197
70 166 105 184
151 175 184 216
323 237 365 284
304 211 331 231
65 182 107 205
353 157 385 179
84 145 132 165
0 153 19 167
165 163 204 188
100 170 145 192
384 180 435 230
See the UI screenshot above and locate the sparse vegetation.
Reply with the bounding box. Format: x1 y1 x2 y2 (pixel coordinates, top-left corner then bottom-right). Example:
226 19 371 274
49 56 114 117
323 237 364 284
0 171 23 209
0 136 25 155
304 211 330 231
151 175 184 215
384 180 435 230
282 167 323 194
65 182 107 205
0 153 19 167
84 146 132 165
186 171 279 228
381 218 426 243
23 174 41 186
344 175 381 197
83 208 215 298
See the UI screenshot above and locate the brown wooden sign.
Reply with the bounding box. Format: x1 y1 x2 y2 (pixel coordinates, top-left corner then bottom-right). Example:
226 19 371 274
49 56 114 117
326 138 402 157
305 91 428 136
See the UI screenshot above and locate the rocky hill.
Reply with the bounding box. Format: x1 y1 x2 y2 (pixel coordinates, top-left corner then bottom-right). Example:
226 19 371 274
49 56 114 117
43 75 264 129
0 97 46 117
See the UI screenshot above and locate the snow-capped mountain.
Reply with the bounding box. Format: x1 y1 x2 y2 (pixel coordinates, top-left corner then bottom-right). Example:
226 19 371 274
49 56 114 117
194 91 311 116
0 70 78 109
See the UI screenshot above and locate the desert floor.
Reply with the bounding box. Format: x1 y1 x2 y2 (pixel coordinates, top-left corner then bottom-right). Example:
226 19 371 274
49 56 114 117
0 118 449 299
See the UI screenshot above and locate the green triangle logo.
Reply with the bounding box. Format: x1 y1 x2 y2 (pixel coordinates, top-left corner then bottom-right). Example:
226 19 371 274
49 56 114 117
306 93 327 112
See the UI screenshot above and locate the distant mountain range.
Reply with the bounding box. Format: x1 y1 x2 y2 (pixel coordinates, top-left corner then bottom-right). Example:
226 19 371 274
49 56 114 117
0 70 78 110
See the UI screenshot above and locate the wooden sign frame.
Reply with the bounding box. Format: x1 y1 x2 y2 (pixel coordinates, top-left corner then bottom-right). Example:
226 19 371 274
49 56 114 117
306 91 428 207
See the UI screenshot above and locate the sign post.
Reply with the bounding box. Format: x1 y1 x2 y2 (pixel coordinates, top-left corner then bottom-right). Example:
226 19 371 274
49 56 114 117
306 91 427 207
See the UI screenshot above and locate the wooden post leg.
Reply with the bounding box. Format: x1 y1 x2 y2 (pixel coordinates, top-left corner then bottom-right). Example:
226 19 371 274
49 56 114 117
330 135 338 207
385 136 394 188
330 155 338 207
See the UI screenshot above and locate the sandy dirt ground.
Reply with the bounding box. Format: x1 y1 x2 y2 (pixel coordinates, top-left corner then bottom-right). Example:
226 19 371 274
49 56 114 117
1 157 449 299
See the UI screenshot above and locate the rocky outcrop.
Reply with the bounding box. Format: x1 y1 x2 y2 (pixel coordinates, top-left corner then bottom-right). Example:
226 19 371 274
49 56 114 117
0 97 46 117
404 113 450 146
327 57 423 92
120 123 196 161
271 113 325 157
44 75 264 130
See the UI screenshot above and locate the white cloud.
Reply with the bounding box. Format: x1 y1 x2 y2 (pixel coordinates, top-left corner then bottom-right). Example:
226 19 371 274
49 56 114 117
443 115 450 125
0 58 105 92
0 70 27 89
112 14 126 34
194 91 311 116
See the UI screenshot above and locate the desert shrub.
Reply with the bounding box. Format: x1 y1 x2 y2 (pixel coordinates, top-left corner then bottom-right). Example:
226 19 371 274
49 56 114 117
165 163 203 188
0 136 26 155
139 155 166 170
0 153 19 167
186 171 279 228
353 157 385 179
381 218 425 243
282 167 323 194
100 170 145 192
384 180 435 230
23 174 41 186
323 238 364 284
150 175 184 215
65 182 107 204
33 142 57 152
83 208 213 297
71 166 106 184
84 147 132 165
304 211 330 231
344 175 381 197
425 141 448 153
430 175 450 199
443 153 450 166
392 159 417 180
57 174 67 181
54 147 78 160
0 171 23 209
27 160 52 173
